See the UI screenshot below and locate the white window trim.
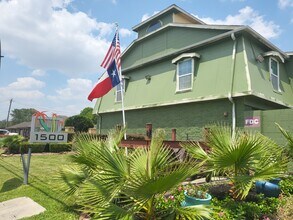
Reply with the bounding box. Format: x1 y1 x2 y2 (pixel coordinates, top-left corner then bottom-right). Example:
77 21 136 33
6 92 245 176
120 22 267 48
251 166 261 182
263 51 285 63
176 58 194 92
269 57 281 92
115 79 125 103
172 52 200 64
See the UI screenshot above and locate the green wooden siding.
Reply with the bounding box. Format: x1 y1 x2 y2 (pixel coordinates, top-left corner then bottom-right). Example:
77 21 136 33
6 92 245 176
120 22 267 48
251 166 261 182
245 37 293 107
244 109 293 145
123 27 228 69
97 37 249 114
98 98 239 140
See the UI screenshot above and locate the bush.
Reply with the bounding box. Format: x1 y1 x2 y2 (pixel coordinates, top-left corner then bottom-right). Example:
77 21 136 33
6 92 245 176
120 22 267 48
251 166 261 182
280 176 293 196
8 142 46 154
49 143 72 153
20 142 46 153
65 115 94 132
211 194 282 220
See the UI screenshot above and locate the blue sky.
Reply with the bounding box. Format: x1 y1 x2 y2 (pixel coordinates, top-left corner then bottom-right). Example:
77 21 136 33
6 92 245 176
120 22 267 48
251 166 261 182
0 0 292 121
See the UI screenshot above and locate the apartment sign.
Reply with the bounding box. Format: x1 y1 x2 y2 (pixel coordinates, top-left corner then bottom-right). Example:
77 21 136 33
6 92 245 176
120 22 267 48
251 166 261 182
244 116 260 127
29 111 68 143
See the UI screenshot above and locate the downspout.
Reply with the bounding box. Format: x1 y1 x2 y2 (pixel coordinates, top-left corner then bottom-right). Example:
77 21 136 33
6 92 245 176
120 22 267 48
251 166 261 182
229 33 237 138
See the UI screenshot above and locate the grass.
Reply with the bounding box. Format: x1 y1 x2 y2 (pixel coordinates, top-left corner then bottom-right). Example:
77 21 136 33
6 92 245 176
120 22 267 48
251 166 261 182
0 153 78 219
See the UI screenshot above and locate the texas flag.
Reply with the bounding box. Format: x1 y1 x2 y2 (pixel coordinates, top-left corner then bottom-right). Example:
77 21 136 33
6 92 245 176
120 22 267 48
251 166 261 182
87 59 120 101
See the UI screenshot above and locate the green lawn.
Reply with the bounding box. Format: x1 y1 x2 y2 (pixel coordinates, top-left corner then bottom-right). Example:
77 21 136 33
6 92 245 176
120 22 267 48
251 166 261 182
0 154 78 219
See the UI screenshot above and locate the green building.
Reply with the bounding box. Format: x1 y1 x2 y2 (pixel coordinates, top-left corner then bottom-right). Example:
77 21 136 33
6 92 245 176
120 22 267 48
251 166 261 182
94 4 293 141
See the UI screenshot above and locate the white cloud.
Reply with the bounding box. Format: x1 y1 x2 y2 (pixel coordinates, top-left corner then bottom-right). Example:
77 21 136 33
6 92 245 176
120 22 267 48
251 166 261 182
278 0 293 9
8 77 45 90
48 78 93 101
32 69 46 77
0 77 45 102
119 28 132 38
0 0 131 76
196 6 281 39
45 78 94 117
141 11 160 22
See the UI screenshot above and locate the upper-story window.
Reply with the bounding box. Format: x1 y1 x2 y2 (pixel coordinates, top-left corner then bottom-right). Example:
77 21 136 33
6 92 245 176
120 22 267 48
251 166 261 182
172 53 200 92
269 57 280 92
116 79 125 102
177 59 194 91
263 51 284 93
147 20 162 33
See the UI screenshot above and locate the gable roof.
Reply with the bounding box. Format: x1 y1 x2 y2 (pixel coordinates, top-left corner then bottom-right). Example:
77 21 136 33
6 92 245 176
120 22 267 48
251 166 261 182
7 121 31 129
132 4 205 32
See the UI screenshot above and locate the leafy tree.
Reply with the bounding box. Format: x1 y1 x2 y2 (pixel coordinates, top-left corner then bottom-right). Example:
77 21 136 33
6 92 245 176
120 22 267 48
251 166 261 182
0 120 8 128
65 115 94 132
182 125 288 200
58 129 211 219
80 107 98 125
10 108 36 125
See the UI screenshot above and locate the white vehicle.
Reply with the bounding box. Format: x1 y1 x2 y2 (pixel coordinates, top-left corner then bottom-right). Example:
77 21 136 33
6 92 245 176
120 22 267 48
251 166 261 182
0 129 18 137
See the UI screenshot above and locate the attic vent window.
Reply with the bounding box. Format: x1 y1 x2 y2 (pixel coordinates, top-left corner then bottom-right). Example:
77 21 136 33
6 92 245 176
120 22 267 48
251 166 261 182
147 20 162 33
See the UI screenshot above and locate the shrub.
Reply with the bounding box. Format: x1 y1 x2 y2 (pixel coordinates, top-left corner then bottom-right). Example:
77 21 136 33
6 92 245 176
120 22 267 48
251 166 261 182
280 176 293 196
8 142 46 154
65 115 94 132
211 194 282 219
49 143 72 153
20 142 46 153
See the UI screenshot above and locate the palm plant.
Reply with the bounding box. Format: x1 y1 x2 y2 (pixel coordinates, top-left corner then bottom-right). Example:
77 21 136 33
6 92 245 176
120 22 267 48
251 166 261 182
58 129 211 219
276 123 293 159
182 125 288 200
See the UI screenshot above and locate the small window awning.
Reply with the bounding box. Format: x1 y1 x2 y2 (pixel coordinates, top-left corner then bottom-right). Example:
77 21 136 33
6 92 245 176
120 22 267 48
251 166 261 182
262 51 285 63
172 52 200 64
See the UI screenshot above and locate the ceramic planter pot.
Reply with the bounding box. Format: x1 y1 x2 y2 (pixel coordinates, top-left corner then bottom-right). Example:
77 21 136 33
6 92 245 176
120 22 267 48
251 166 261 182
255 178 281 198
181 191 212 206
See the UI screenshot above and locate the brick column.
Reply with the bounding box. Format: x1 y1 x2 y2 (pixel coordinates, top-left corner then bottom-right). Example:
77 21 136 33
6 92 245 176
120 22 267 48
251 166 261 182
146 123 152 140
171 128 176 141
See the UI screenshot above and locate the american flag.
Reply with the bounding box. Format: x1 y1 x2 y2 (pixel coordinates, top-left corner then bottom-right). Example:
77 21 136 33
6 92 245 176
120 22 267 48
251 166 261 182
100 31 121 70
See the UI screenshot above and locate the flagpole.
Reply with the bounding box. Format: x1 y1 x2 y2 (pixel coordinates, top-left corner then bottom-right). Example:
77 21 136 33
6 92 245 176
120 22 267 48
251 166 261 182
115 23 127 141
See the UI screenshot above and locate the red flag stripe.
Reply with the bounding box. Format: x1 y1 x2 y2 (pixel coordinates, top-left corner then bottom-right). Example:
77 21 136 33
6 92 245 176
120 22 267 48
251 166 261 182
101 46 115 69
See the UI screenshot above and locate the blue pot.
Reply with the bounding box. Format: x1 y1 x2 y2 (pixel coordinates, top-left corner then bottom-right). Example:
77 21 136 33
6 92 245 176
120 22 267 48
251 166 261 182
255 179 281 198
182 191 212 206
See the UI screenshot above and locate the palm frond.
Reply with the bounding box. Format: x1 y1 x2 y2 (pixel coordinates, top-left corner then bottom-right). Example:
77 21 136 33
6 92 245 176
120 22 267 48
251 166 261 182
173 205 212 220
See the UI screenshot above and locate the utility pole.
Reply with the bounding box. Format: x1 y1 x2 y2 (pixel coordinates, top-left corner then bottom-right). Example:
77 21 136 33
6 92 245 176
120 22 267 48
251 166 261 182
6 98 13 128
0 40 4 69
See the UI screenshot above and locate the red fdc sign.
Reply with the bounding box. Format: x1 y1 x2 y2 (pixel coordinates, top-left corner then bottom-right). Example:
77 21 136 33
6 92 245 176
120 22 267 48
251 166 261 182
245 116 260 127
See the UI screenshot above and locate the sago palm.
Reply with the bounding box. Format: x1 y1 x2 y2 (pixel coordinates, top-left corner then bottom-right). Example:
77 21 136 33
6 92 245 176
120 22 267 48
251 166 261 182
58 129 211 219
276 123 293 159
182 125 288 199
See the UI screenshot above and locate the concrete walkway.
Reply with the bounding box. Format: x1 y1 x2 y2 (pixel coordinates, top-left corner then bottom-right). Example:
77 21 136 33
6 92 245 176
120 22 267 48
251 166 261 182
182 176 227 185
0 197 45 220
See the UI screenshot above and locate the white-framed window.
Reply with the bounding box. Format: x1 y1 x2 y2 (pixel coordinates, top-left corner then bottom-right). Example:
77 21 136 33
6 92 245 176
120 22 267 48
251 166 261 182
115 79 124 102
147 20 162 33
176 58 194 92
269 57 280 92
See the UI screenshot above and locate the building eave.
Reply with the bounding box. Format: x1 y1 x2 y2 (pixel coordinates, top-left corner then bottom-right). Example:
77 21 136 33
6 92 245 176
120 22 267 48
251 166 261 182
244 26 289 59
